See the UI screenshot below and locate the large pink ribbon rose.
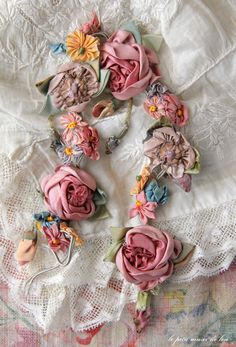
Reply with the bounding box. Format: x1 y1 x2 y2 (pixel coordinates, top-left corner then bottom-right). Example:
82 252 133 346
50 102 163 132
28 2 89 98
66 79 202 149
116 225 182 291
101 30 160 100
41 166 96 221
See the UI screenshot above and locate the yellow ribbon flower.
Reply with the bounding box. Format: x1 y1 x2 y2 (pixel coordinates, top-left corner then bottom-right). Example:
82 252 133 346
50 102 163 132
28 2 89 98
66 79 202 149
66 30 100 62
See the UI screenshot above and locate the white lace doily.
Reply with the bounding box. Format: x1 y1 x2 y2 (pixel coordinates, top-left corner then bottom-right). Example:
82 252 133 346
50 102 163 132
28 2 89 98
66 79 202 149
0 0 236 332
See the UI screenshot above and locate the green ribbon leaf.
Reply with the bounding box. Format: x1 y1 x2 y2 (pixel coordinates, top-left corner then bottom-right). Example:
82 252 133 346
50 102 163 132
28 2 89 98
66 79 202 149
121 21 142 44
104 227 131 263
150 285 161 296
145 117 172 141
90 204 110 221
93 69 111 98
173 242 195 271
93 188 107 206
142 34 163 54
39 95 62 116
111 227 131 243
88 58 100 79
103 240 123 263
185 148 201 175
90 188 110 221
35 75 54 95
23 229 37 242
136 291 151 312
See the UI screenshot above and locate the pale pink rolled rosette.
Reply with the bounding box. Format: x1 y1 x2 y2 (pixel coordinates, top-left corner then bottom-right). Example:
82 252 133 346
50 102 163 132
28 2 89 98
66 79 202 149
41 166 96 221
143 127 196 179
116 225 182 291
101 30 160 100
48 62 99 112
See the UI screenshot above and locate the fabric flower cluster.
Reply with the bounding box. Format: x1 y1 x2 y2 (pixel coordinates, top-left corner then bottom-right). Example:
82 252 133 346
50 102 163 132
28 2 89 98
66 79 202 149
143 82 189 127
33 212 69 253
129 167 168 224
30 13 199 335
53 112 100 163
33 211 83 253
37 14 161 115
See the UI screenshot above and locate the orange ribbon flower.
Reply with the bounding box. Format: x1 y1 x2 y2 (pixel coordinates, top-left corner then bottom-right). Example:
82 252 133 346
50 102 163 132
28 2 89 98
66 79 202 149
66 30 100 62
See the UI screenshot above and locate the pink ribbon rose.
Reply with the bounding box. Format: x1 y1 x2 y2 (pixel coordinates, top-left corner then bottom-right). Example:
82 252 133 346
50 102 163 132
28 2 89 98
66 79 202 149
101 30 160 100
116 225 182 291
41 166 96 221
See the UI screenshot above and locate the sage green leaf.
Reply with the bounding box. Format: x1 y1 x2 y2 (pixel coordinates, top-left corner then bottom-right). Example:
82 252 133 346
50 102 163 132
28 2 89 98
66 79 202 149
121 21 142 44
90 188 109 220
149 117 172 131
39 95 62 116
142 34 163 54
136 291 151 311
103 240 124 263
90 204 110 221
111 227 131 243
93 69 111 98
88 58 100 78
145 118 172 140
104 227 131 262
93 188 107 206
35 75 54 95
23 229 37 242
173 243 195 271
150 285 161 296
185 148 201 175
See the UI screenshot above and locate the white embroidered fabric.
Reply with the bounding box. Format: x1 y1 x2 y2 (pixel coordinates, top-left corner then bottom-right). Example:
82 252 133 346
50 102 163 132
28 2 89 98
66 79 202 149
0 0 236 332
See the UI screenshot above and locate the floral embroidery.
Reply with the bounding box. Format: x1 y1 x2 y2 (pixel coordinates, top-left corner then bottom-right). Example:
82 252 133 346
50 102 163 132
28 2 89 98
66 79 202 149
143 126 198 179
53 113 100 161
79 12 101 35
78 125 100 160
48 62 99 112
144 179 168 205
24 14 200 334
33 211 61 228
53 139 83 165
43 224 70 253
129 191 157 224
60 112 87 145
41 166 97 221
66 30 100 62
101 30 160 100
106 225 190 290
143 93 189 127
130 166 151 195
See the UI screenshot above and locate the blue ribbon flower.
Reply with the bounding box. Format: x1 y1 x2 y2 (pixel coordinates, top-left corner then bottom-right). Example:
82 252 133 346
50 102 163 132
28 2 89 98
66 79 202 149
49 43 66 55
144 179 168 205
33 211 61 228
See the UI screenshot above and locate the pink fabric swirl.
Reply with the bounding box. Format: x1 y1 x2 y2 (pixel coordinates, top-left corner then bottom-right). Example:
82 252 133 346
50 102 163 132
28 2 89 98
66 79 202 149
101 30 160 100
116 225 182 291
41 166 96 221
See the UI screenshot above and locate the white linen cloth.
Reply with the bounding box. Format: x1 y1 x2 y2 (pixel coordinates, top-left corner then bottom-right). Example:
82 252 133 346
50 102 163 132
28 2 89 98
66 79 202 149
0 0 235 332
